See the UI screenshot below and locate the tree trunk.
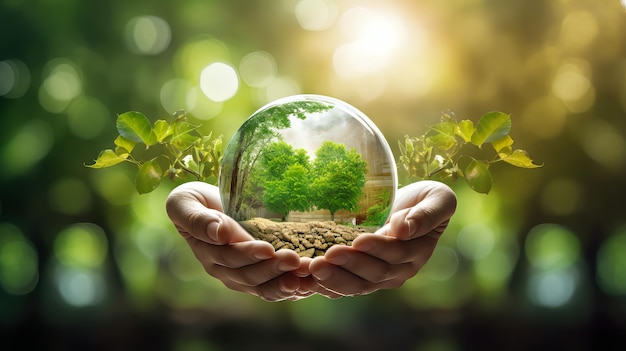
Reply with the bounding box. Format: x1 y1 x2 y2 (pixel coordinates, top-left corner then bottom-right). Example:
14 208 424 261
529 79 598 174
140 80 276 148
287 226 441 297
228 132 247 216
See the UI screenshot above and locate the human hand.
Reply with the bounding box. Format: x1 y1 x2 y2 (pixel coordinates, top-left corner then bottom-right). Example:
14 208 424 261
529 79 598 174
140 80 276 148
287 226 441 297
165 181 311 302
305 181 457 297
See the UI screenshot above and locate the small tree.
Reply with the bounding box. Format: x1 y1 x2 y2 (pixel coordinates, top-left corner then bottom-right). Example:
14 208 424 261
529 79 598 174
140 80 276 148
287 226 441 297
263 163 311 221
310 141 367 221
256 140 311 221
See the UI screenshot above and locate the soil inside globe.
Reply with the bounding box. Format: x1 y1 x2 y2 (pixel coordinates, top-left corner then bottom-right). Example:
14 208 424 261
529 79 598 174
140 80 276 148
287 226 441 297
239 217 380 257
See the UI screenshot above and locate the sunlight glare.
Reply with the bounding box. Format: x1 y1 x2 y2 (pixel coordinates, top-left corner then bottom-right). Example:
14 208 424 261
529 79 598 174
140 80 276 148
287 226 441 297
334 7 407 79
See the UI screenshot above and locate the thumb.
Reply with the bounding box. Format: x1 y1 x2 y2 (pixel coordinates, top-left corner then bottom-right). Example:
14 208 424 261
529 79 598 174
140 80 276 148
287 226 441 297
165 182 252 245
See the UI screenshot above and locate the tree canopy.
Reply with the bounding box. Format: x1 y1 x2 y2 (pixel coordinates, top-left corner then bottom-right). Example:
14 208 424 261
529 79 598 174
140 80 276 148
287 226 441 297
309 141 368 221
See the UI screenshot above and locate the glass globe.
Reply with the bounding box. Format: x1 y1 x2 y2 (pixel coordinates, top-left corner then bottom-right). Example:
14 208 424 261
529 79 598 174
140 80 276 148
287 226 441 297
219 94 397 257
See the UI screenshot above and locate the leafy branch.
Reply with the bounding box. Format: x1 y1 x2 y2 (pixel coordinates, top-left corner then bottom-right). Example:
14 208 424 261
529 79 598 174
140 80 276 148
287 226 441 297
398 111 542 194
87 109 541 195
86 110 222 194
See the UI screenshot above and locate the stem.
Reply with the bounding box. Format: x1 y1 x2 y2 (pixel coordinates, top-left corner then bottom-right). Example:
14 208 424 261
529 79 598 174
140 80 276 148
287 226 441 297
426 159 452 178
176 160 202 180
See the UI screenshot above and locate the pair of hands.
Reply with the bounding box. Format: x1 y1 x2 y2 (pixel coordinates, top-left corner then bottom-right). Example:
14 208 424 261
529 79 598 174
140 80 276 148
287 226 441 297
166 181 456 302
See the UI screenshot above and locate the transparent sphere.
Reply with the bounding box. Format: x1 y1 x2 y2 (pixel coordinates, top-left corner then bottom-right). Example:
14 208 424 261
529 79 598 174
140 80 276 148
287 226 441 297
219 95 397 257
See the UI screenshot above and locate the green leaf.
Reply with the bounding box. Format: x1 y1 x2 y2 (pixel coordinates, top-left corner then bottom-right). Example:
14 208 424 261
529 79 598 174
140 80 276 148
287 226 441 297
405 137 414 157
500 149 543 168
456 120 475 143
135 158 162 194
427 121 457 151
491 135 514 153
213 136 222 157
116 111 157 146
170 121 200 149
153 119 172 142
85 149 129 168
464 158 492 194
114 135 136 153
471 111 511 146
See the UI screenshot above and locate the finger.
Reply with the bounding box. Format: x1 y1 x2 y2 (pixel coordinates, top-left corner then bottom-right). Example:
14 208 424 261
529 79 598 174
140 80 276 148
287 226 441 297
297 275 343 299
184 236 276 268
293 257 313 277
222 274 299 302
387 181 457 240
166 182 254 244
352 233 438 266
211 249 300 287
323 244 416 284
309 258 399 296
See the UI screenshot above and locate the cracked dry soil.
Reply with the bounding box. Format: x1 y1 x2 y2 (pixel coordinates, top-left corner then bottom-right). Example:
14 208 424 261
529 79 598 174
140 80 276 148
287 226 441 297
239 217 379 258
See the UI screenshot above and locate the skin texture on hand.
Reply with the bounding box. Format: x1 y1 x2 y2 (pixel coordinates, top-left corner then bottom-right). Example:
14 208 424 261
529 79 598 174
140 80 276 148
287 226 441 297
165 180 456 301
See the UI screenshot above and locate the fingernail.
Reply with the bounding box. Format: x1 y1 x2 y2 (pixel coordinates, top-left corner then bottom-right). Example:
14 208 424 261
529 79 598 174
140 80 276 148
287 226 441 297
327 254 348 265
207 220 221 242
278 261 298 272
405 218 417 237
254 250 274 260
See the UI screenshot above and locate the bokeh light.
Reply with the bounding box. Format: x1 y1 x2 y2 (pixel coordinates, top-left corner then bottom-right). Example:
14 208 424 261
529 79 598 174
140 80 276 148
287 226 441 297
559 11 598 53
199 62 239 102
185 86 223 120
596 226 626 296
295 0 339 31
525 224 580 271
67 96 110 139
551 60 595 113
1 118 54 178
0 223 39 295
89 167 135 206
54 265 106 307
174 37 231 82
456 223 496 260
160 78 194 114
39 58 83 113
0 59 30 98
526 266 579 308
125 15 172 55
524 224 583 308
239 51 277 88
579 118 626 170
113 237 159 302
53 223 108 269
474 248 519 293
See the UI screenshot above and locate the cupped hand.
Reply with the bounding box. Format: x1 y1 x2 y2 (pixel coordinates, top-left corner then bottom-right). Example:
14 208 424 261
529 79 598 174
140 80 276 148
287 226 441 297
166 180 457 301
165 181 310 301
307 181 457 297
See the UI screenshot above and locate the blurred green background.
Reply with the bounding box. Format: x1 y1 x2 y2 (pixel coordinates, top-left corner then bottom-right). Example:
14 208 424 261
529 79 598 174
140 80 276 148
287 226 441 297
1 0 625 350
